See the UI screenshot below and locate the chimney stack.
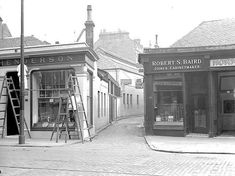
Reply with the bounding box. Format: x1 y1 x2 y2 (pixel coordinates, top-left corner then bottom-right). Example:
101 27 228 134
85 5 95 48
0 17 3 39
154 34 159 48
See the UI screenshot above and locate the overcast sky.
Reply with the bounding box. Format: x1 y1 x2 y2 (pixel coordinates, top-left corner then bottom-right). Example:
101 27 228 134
1 0 235 47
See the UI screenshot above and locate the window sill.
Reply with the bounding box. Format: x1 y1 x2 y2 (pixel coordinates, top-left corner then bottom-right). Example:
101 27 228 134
153 121 184 130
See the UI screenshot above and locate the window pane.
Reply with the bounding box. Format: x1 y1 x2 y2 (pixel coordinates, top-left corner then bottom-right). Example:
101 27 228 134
32 69 74 129
221 76 235 91
154 76 184 126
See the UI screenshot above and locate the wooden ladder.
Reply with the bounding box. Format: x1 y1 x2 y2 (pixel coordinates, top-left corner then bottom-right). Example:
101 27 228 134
50 96 75 143
67 74 92 143
0 76 31 138
0 76 8 138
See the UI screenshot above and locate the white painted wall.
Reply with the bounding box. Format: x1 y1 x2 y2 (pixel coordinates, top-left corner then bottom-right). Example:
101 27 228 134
93 77 109 132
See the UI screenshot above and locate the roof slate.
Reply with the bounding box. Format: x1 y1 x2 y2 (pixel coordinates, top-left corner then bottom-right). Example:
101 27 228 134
0 36 49 49
96 47 141 74
171 18 235 47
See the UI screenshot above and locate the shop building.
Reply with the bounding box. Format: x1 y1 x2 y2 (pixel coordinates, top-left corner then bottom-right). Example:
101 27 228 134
0 43 98 138
139 45 235 137
0 5 120 139
139 18 235 137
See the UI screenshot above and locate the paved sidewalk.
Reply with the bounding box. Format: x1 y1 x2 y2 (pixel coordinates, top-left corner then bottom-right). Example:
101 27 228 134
145 135 235 154
0 136 81 147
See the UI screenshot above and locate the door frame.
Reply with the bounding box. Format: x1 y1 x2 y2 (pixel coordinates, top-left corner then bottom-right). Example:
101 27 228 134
218 71 235 132
6 71 20 135
191 93 209 133
187 72 209 134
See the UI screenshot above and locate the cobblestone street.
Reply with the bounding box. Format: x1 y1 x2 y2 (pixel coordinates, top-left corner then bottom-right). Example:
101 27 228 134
1 116 235 176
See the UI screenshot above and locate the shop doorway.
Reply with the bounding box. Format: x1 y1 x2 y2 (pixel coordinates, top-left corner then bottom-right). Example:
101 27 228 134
191 94 208 133
219 72 235 134
188 72 208 134
6 71 20 135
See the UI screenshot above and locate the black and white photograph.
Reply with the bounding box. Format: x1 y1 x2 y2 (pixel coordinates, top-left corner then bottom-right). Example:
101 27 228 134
1 0 235 175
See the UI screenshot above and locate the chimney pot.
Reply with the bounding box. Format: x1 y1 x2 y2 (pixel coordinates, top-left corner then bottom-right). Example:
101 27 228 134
85 5 95 48
154 34 159 48
87 5 92 21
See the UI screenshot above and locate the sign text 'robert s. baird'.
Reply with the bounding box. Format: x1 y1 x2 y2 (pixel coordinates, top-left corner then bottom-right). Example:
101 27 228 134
151 58 205 72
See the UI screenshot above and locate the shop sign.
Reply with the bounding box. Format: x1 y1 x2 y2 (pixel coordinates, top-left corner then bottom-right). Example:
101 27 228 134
121 79 132 85
135 79 143 89
151 57 207 72
155 81 182 86
210 58 235 67
0 54 84 66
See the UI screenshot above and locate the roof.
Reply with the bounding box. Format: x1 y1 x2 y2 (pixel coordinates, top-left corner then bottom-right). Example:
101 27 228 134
94 30 143 64
0 36 50 49
171 18 235 47
98 68 119 87
0 42 99 62
96 47 143 75
0 23 12 39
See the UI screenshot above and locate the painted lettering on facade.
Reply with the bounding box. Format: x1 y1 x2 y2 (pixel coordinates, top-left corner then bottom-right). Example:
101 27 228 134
0 55 81 66
210 58 235 67
151 58 205 72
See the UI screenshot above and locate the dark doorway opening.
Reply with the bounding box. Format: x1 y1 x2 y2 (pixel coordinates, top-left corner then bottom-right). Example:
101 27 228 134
6 72 20 135
187 72 209 134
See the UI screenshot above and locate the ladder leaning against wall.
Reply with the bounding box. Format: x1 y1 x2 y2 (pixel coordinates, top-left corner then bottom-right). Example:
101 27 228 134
50 74 92 143
0 76 31 138
67 74 92 143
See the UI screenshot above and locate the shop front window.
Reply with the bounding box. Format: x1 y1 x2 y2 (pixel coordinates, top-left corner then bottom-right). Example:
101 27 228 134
31 69 74 129
153 73 184 126
220 75 235 114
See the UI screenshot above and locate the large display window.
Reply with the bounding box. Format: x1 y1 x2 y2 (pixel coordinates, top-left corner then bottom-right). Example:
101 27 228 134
31 69 75 129
153 73 184 126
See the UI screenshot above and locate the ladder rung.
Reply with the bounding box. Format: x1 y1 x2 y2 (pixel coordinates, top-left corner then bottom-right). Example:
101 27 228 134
1 94 8 96
77 111 85 113
0 110 6 112
83 128 90 130
0 117 5 120
59 113 68 116
68 134 79 136
0 102 7 104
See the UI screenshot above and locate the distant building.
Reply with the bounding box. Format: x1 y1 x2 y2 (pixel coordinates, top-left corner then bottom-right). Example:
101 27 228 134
139 18 235 137
95 30 143 64
0 17 12 39
95 31 144 118
0 17 49 49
